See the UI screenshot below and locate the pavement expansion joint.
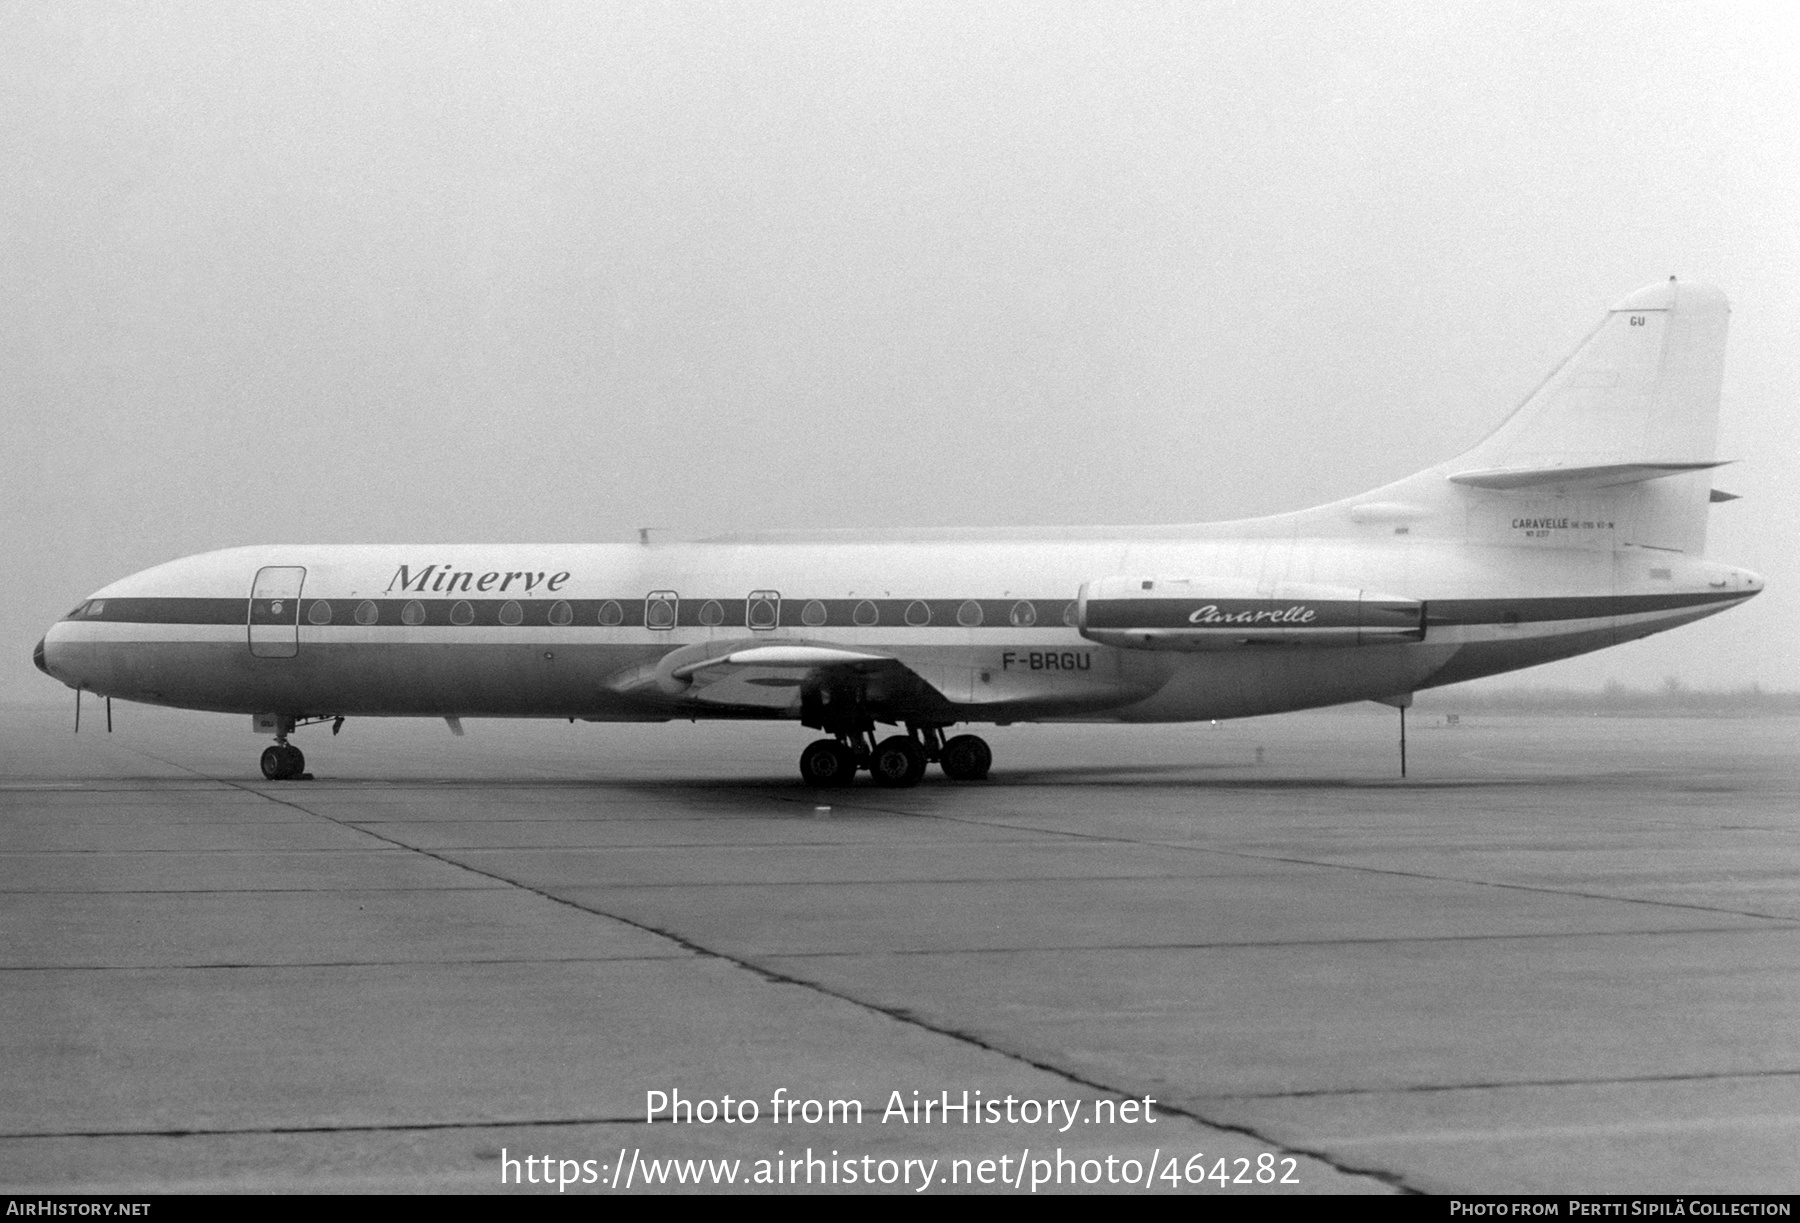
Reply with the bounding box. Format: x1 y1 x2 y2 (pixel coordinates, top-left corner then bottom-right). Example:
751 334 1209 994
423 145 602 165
759 923 1794 959
0 953 696 972
874 807 1800 925
1206 1065 1800 1102
0 1117 645 1141
556 872 1239 892
0 848 410 856
3 886 514 895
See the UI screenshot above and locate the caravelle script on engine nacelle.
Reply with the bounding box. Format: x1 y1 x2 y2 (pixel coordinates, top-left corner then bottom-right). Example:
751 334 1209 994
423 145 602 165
1186 604 1319 626
384 565 572 596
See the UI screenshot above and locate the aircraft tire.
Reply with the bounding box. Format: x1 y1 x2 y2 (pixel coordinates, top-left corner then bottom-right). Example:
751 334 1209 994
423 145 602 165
285 745 306 777
939 734 992 781
869 735 926 788
799 739 856 788
260 746 286 780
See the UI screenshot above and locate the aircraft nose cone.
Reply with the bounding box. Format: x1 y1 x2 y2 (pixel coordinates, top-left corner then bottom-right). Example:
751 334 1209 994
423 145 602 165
33 637 48 675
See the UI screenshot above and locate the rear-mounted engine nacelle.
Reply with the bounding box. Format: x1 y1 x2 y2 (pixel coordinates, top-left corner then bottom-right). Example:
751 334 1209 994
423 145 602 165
1077 576 1424 650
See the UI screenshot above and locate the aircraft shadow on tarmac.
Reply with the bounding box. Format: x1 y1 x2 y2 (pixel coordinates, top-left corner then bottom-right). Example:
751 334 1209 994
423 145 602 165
458 765 1712 794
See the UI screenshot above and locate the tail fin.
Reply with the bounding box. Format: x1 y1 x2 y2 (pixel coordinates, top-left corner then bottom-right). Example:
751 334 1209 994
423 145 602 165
1449 278 1730 553
1458 278 1728 467
1343 279 1732 555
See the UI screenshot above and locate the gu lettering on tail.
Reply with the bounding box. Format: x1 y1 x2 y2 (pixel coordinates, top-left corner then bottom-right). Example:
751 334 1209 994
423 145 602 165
36 279 1762 786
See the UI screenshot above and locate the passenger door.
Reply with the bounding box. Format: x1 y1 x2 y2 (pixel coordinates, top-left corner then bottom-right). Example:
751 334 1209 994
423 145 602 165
249 566 306 658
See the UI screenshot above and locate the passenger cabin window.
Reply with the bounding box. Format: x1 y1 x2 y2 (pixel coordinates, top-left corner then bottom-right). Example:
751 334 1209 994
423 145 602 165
645 592 677 630
956 599 983 627
1010 600 1036 627
599 600 624 627
801 600 827 627
402 600 426 626
699 600 725 626
1062 601 1078 627
499 600 524 626
308 601 332 625
748 591 779 630
450 601 475 626
355 600 379 626
905 600 931 627
548 600 573 626
853 600 879 626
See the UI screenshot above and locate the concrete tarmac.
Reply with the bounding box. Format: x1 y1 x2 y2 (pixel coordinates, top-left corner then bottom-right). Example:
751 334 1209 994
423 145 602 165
2 705 1796 1194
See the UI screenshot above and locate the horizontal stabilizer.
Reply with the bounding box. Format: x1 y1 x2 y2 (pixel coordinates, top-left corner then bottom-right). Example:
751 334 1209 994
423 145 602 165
1710 489 1741 503
1446 461 1727 491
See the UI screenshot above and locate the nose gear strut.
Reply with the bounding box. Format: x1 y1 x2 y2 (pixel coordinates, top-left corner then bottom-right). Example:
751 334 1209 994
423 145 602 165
256 714 316 781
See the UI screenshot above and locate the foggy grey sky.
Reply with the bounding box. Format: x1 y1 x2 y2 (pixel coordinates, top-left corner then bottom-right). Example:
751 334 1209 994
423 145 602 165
3 0 1796 706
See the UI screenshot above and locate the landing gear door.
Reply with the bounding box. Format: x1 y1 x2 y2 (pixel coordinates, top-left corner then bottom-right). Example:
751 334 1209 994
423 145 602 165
249 566 306 658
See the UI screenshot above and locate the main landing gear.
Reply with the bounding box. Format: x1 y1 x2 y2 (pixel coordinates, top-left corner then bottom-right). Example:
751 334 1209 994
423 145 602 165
799 724 991 789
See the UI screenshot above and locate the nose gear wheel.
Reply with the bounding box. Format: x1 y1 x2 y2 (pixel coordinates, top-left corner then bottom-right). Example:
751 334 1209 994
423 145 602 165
259 743 306 780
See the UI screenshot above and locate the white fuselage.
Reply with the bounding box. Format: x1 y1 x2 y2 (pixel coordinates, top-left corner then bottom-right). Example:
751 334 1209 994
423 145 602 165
36 533 1761 726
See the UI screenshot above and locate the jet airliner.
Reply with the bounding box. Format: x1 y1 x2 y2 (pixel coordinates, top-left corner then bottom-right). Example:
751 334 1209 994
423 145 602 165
35 279 1762 786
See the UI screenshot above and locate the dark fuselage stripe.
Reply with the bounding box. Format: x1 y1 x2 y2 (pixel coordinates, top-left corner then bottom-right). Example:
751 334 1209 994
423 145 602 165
66 590 1746 631
74 597 1077 630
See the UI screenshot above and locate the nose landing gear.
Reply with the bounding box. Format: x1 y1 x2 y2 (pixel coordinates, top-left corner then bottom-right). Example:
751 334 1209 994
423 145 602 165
254 713 316 780
259 742 308 781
